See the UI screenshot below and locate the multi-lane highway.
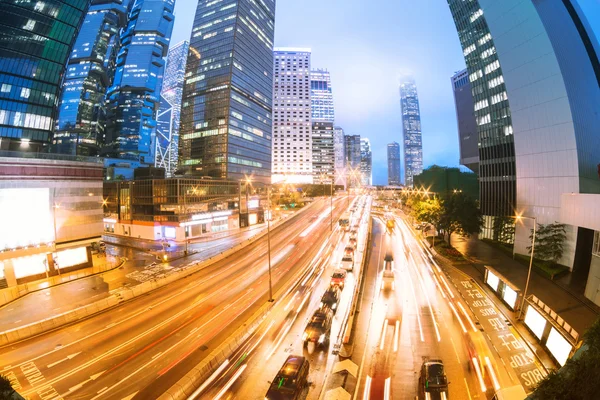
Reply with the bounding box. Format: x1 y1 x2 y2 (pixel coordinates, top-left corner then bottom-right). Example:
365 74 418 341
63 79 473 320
0 197 346 400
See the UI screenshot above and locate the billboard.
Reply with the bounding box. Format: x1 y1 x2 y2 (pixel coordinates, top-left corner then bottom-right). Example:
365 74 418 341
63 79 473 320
524 306 546 340
547 327 572 366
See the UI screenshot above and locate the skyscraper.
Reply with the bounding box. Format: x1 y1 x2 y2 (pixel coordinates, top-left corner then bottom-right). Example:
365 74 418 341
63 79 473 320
399 77 423 187
53 0 128 156
451 69 478 174
387 142 401 186
312 122 334 183
156 40 189 177
179 0 275 183
103 0 175 165
448 1 600 268
0 1 89 152
310 69 335 123
360 138 372 186
272 48 313 184
333 126 345 174
344 134 361 187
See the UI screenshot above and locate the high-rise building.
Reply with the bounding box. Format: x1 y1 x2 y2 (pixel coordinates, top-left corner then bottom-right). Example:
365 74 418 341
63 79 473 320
272 48 313 184
344 134 361 187
447 1 600 270
310 69 334 123
156 40 189 177
360 138 372 186
451 69 478 174
399 77 423 187
0 1 89 152
333 126 345 176
103 0 175 165
387 142 401 186
53 1 128 156
179 0 275 183
312 122 334 183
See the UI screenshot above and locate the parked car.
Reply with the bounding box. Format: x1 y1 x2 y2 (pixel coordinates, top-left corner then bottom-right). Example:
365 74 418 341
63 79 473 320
265 355 310 400
320 286 341 313
303 308 334 348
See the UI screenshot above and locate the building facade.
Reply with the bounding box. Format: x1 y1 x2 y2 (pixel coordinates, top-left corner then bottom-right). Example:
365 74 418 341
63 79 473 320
272 48 313 184
312 122 335 183
53 0 128 157
0 0 89 152
310 69 335 123
103 0 175 165
0 152 103 288
447 0 600 269
178 0 275 183
387 142 401 186
451 69 479 174
399 77 423 187
360 138 372 186
156 40 189 177
344 134 361 187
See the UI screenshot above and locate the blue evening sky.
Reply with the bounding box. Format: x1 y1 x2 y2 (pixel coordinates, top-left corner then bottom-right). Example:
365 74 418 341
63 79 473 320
171 0 600 185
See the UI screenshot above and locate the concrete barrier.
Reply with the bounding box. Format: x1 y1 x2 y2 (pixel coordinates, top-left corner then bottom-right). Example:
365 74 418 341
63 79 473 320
0 202 319 347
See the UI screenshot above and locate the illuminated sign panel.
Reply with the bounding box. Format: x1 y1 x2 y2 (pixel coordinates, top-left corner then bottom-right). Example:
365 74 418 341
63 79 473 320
502 286 518 310
546 327 572 366
0 188 53 250
248 199 259 209
524 306 546 340
486 270 500 291
56 247 88 268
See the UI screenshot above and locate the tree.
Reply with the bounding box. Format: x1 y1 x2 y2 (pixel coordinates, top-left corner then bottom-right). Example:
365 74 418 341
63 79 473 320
412 197 443 230
437 192 483 243
527 222 567 264
0 374 15 399
493 216 514 244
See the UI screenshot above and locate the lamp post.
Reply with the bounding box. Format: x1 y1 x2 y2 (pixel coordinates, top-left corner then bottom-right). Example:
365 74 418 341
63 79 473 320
514 214 536 320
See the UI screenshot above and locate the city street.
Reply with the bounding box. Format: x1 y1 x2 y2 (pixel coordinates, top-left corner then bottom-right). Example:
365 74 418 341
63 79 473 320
0 198 345 400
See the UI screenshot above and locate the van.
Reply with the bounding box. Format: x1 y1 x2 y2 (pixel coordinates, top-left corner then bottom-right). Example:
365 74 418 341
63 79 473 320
265 355 310 400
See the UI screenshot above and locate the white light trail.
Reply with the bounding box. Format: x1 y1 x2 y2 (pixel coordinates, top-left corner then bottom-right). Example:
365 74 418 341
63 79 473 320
362 376 372 400
405 257 425 342
213 364 247 400
300 207 334 237
247 321 275 356
472 357 487 392
393 320 399 352
439 275 455 299
188 359 229 399
297 291 311 313
458 302 478 332
380 319 388 350
284 291 300 311
384 377 391 400
485 356 501 391
266 320 293 361
410 252 441 342
448 302 467 333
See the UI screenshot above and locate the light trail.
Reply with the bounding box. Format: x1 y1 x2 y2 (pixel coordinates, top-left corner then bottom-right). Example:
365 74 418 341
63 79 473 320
405 254 425 342
485 356 501 391
213 364 247 400
393 320 399 352
448 302 467 333
284 291 300 311
472 357 487 392
383 377 391 400
362 376 372 400
380 319 388 350
188 359 230 399
409 252 441 342
247 320 275 356
458 302 478 332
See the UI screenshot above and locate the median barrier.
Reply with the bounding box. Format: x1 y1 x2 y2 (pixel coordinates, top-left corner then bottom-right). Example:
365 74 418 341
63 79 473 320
0 201 320 347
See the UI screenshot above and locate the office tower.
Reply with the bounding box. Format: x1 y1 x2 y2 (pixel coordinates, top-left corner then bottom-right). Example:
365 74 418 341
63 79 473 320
53 1 128 156
272 48 313 184
360 138 372 186
312 122 334 183
451 69 479 174
179 0 275 183
387 142 401 186
156 40 189 177
310 69 335 123
399 77 423 187
103 0 175 165
0 1 89 152
333 126 345 173
448 1 600 268
344 134 361 187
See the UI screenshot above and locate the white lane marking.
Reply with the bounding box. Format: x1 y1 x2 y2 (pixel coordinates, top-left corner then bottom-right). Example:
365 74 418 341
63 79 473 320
213 364 248 400
464 377 473 400
362 375 372 400
105 323 117 329
188 359 230 400
151 352 162 360
97 386 108 395
380 319 388 350
46 352 81 369
449 337 462 364
14 320 22 324
121 392 138 400
393 320 399 352
68 373 105 394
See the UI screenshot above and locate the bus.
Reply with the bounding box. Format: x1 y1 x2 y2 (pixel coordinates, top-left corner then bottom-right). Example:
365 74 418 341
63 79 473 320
338 212 350 228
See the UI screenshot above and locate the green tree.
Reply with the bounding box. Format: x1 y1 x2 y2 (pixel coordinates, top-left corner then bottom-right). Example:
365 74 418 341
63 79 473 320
528 222 567 264
412 197 443 229
0 374 15 399
437 192 483 243
492 216 514 244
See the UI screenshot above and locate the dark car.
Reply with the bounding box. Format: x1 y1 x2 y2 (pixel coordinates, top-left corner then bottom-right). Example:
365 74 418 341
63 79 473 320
420 359 448 398
265 355 309 400
302 308 334 347
320 286 341 313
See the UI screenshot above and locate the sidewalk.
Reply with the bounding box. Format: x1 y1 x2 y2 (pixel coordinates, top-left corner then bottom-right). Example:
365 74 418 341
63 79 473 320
450 235 600 337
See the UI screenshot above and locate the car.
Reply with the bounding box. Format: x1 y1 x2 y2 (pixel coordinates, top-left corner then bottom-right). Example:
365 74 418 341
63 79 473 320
320 286 341 313
302 308 333 347
330 269 347 289
382 254 394 290
344 245 354 255
349 229 358 236
348 237 357 249
265 355 310 400
420 359 448 398
349 231 358 240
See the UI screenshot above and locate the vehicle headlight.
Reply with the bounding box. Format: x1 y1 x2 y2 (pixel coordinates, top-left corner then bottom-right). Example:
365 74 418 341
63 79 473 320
332 303 337 310
319 302 323 308
302 332 308 341
318 334 326 343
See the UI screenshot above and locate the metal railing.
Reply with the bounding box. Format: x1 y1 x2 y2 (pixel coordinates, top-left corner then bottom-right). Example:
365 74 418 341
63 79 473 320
0 150 103 164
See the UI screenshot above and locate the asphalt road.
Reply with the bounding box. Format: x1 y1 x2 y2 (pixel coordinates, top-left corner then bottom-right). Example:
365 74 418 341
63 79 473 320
0 197 346 400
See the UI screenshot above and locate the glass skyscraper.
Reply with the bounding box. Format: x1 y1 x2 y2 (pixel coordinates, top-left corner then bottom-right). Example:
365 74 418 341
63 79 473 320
360 138 372 186
344 134 361 187
310 69 334 123
179 0 276 183
451 69 478 174
53 1 128 156
103 0 174 164
156 40 189 177
312 122 334 183
333 126 345 173
387 142 401 186
399 77 423 187
0 0 89 152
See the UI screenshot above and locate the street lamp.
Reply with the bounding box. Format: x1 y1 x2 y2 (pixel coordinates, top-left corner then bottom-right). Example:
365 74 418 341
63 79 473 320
513 214 537 320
